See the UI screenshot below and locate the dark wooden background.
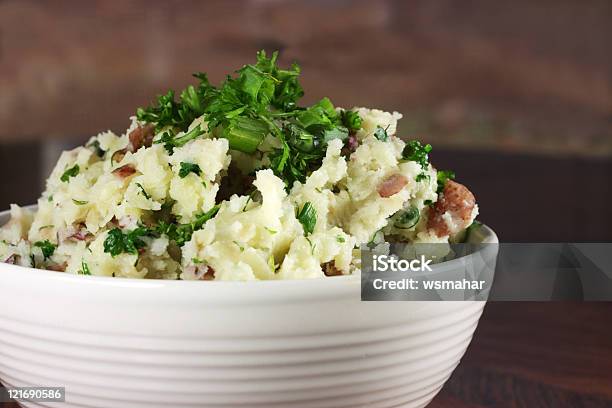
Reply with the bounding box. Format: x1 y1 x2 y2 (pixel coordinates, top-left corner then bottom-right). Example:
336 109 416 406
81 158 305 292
0 1 611 407
0 0 610 153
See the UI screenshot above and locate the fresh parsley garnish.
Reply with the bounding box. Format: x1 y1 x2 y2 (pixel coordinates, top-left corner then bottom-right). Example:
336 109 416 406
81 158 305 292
154 124 205 154
178 162 202 178
233 241 245 252
80 260 91 275
155 204 220 247
297 202 317 235
137 73 213 133
336 235 346 243
416 173 429 182
306 236 316 255
137 51 351 189
402 140 432 170
34 240 56 260
72 199 88 205
103 227 148 257
87 139 105 158
436 170 455 194
60 164 80 182
394 207 420 229
374 125 389 142
341 110 362 133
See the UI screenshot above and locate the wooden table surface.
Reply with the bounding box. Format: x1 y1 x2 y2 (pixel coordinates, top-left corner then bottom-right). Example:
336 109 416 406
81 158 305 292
2 303 611 408
430 303 612 408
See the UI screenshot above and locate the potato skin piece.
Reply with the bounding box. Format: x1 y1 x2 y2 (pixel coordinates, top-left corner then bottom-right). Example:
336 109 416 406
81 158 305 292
427 180 476 237
377 174 408 198
128 124 156 152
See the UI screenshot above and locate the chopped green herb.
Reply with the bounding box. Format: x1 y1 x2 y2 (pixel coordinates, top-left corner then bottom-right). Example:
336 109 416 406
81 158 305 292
155 125 205 154
34 240 56 260
394 207 420 229
137 73 214 133
155 204 220 246
424 199 433 206
374 125 389 142
416 173 429 182
222 116 269 154
192 257 205 264
87 139 105 158
80 260 91 275
60 164 80 182
305 236 316 255
137 51 351 188
436 170 455 194
47 195 53 202
179 162 202 178
297 202 317 235
268 253 276 273
402 140 432 170
135 183 151 199
233 241 245 252
366 229 383 249
103 227 148 257
341 110 362 132
72 199 88 205
242 190 257 212
336 235 346 243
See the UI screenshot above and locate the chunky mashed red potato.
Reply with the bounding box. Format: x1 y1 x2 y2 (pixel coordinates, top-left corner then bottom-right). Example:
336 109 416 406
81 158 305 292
0 53 477 280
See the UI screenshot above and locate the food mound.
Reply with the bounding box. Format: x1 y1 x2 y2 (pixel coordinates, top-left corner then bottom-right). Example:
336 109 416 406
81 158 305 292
0 51 478 280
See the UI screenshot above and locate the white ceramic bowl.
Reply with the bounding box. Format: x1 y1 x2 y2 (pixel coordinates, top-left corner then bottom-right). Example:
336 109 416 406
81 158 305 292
0 208 498 408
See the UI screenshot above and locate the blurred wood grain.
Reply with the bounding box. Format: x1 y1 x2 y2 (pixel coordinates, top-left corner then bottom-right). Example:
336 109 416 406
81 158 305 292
0 0 610 155
430 303 612 408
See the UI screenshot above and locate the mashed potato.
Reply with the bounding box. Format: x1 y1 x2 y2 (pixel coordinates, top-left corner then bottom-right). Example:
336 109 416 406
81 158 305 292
0 53 478 280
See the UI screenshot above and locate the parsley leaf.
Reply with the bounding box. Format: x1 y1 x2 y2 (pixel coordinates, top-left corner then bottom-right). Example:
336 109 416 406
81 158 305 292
341 110 362 133
60 165 80 182
136 50 356 188
34 240 56 260
402 140 432 170
297 202 317 235
221 116 269 153
394 207 420 229
80 260 91 275
103 227 148 257
416 173 429 182
374 125 389 142
155 205 220 247
436 170 455 194
178 162 202 178
154 124 205 154
87 139 105 158
136 73 214 133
